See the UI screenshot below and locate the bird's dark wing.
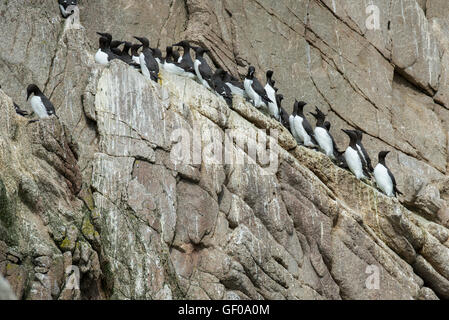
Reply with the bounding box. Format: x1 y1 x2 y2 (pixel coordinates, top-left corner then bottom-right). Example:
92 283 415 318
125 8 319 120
144 52 159 73
104 49 120 62
143 50 160 81
199 61 213 80
355 147 371 177
251 78 272 103
337 152 348 169
359 143 374 172
111 48 122 55
302 118 315 138
41 96 56 116
230 80 244 90
177 55 195 73
214 80 233 107
386 167 402 196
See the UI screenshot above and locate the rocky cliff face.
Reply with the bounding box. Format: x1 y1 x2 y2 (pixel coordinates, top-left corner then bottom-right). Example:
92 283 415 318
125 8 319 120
0 0 449 300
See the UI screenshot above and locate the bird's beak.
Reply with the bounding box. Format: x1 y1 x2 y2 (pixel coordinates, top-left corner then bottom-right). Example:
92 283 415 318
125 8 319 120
341 129 349 135
97 32 106 37
310 112 317 118
173 42 182 47
134 37 143 43
26 91 31 101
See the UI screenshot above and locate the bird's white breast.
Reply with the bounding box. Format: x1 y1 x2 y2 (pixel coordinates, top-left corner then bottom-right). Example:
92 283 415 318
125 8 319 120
226 83 245 97
194 60 203 81
139 53 151 78
344 147 365 179
30 96 50 119
374 164 393 196
95 49 109 65
132 56 141 65
164 62 185 76
293 116 313 146
244 79 261 107
264 84 279 119
314 127 334 157
289 115 300 142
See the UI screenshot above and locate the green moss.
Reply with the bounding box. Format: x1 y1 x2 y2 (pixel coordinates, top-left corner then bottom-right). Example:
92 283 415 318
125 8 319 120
59 237 74 251
82 189 95 211
82 216 96 240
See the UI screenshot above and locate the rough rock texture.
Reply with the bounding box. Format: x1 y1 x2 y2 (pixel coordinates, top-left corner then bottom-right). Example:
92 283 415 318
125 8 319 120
0 0 449 300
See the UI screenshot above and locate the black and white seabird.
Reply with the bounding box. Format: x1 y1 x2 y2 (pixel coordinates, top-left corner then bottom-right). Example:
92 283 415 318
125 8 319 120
290 101 316 148
264 71 279 120
244 66 271 109
374 151 402 197
95 33 119 65
131 44 142 65
59 0 77 18
342 129 370 180
151 47 163 68
223 72 246 98
26 84 57 123
120 42 133 60
193 47 213 90
114 41 140 68
110 40 124 55
172 41 196 79
354 129 374 173
278 102 290 132
173 49 181 64
163 46 188 76
310 107 336 160
212 69 233 107
14 103 29 117
325 122 347 168
134 36 159 82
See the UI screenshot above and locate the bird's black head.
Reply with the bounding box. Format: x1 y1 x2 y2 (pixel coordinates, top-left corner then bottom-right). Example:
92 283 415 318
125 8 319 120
310 107 325 120
266 70 275 86
172 49 180 61
214 68 226 78
297 101 307 113
378 151 390 163
342 129 358 144
97 32 112 42
151 47 162 59
194 47 209 58
122 42 132 53
26 84 41 100
173 40 190 48
324 121 331 131
110 40 123 49
222 71 232 82
354 129 363 141
98 37 109 50
292 100 299 116
131 43 142 55
134 36 150 48
246 66 256 79
166 46 173 55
